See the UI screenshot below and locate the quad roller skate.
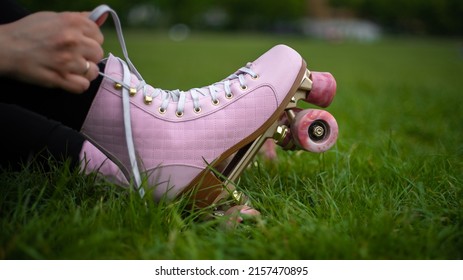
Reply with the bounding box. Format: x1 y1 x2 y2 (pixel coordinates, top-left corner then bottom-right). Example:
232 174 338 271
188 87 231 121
81 5 338 221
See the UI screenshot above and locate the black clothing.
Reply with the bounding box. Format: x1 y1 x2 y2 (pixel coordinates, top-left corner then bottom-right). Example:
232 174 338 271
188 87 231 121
0 103 86 169
0 0 29 24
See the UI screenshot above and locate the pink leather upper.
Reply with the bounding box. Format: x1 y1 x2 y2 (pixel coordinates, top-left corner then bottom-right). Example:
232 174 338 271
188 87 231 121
81 44 303 201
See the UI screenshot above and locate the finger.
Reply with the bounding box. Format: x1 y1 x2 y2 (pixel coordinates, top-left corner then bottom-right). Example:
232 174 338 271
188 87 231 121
59 57 89 76
84 61 100 81
67 59 100 82
25 66 90 94
51 55 99 86
62 12 104 45
80 11 108 25
80 16 105 45
80 37 104 63
95 13 108 26
60 74 91 94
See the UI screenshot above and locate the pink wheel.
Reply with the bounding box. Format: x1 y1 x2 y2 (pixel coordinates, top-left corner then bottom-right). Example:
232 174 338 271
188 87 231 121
305 72 337 108
291 109 338 153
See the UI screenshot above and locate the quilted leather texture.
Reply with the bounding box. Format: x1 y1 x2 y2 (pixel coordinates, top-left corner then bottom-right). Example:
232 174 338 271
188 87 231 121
81 44 303 200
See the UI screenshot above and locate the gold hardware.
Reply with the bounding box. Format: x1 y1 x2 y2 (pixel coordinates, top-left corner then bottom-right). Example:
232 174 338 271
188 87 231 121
114 83 122 90
225 92 233 99
129 87 137 97
240 85 248 90
212 99 220 106
273 125 289 145
158 107 166 114
175 111 184 117
231 190 243 203
144 95 153 105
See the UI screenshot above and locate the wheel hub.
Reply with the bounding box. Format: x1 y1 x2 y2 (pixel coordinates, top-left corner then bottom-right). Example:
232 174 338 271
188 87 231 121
308 120 328 142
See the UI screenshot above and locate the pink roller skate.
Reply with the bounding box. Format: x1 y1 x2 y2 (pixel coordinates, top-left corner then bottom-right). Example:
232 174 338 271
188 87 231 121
80 5 338 219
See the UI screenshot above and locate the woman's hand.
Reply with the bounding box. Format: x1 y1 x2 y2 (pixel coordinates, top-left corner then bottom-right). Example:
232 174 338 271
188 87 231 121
0 11 106 93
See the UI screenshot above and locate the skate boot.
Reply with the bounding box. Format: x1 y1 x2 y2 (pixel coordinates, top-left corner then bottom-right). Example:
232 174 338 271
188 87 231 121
81 6 338 216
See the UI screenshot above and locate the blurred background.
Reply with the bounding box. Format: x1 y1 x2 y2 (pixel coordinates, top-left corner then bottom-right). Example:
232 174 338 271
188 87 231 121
4 0 462 259
17 0 463 38
15 0 462 151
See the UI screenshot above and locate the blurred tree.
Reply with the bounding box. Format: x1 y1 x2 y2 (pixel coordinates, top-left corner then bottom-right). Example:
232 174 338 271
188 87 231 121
17 0 122 12
219 0 305 30
331 0 463 35
15 0 463 35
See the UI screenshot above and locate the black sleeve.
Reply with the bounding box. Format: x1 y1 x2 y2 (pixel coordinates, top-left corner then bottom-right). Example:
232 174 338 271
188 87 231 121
0 0 30 24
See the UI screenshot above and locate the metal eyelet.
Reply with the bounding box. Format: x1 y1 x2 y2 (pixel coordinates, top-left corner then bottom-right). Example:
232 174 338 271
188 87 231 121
240 85 248 91
251 74 259 80
129 87 137 97
114 83 123 90
225 92 233 99
158 107 166 114
194 107 202 113
212 99 220 106
175 111 184 118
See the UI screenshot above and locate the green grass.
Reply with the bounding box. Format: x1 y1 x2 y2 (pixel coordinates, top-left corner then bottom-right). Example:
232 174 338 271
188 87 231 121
1 31 462 259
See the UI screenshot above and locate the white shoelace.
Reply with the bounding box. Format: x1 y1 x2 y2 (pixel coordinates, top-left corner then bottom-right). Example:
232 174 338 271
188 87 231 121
89 5 257 197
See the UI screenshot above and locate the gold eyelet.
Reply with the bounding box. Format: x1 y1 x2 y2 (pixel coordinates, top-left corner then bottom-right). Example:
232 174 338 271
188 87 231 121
251 74 259 80
114 83 123 90
158 107 166 114
240 85 248 91
175 111 184 118
129 87 137 97
144 95 153 105
225 93 233 99
212 99 220 106
194 107 202 113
